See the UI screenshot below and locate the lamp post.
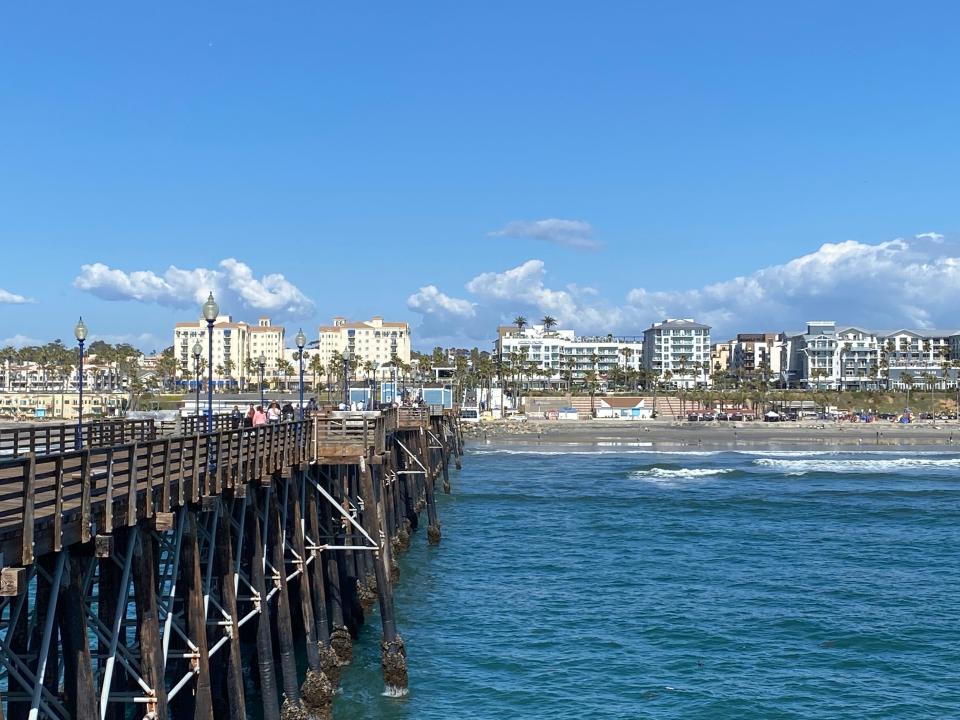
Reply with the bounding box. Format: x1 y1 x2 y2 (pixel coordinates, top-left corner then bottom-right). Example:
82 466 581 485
74 317 87 448
295 329 306 420
202 292 219 432
342 349 351 408
192 341 202 417
370 363 379 410
258 353 266 408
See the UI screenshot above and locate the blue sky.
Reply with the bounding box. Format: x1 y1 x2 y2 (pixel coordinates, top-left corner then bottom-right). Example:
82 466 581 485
3 2 960 351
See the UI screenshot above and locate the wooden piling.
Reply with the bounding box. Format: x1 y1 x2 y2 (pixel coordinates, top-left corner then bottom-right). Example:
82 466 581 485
213 498 246 719
182 511 214 719
132 526 169 720
247 486 281 720
418 429 442 544
360 460 407 692
59 554 97 720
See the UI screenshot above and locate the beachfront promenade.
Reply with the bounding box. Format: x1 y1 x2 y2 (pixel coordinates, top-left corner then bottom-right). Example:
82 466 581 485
0 407 463 720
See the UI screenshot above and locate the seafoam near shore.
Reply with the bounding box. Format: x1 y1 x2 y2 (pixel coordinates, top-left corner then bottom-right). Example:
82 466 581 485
461 418 960 449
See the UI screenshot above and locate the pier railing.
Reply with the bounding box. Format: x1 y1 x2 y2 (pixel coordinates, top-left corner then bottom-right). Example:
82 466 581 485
313 414 383 456
397 407 428 428
0 419 156 458
0 420 311 567
180 413 239 435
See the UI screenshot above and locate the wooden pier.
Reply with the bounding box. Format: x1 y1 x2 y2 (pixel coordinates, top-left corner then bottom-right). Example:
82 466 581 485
0 407 463 719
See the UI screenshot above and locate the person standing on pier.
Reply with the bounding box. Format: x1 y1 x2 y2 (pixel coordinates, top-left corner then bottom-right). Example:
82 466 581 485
253 405 267 426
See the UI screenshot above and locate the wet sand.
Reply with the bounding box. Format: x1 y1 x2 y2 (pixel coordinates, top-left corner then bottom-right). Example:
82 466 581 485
462 418 960 450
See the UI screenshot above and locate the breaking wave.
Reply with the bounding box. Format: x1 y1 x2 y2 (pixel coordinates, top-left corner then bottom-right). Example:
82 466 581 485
630 467 735 480
753 457 960 475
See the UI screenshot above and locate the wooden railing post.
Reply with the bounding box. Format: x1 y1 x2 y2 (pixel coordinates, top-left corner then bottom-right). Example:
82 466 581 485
21 453 36 566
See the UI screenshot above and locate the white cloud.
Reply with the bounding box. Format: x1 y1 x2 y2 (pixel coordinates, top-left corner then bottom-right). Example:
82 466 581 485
0 334 42 348
623 235 960 334
74 258 314 316
406 286 476 318
488 219 601 249
0 289 35 304
407 232 960 345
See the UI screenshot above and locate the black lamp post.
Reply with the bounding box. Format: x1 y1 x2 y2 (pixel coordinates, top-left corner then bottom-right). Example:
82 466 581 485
202 292 219 432
74 317 87 448
258 352 266 408
295 330 306 420
192 340 202 417
370 362 379 410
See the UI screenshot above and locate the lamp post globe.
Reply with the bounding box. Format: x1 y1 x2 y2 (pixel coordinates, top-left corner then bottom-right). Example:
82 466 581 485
201 293 218 432
295 329 306 420
258 352 266 409
202 292 219 322
192 341 202 417
74 317 87 447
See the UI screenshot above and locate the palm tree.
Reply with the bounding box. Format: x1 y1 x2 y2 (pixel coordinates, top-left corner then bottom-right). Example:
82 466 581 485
541 315 557 335
922 371 938 418
584 370 600 417
276 358 294 392
901 371 914 410
308 355 325 395
222 359 235 391
513 315 527 334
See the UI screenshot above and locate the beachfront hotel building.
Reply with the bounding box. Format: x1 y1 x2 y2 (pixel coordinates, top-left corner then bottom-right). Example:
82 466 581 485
173 315 285 388
494 324 643 388
781 322 957 389
730 332 786 380
316 317 412 374
642 319 712 388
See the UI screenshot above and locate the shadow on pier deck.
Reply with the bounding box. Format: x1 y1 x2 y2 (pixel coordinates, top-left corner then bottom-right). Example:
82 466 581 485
0 406 464 719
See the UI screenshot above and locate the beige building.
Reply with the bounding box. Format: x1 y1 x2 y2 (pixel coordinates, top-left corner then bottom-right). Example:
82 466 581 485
0 392 125 420
317 317 411 376
173 315 285 388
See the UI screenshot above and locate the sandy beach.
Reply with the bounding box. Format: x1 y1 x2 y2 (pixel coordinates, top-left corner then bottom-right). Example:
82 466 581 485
462 418 960 450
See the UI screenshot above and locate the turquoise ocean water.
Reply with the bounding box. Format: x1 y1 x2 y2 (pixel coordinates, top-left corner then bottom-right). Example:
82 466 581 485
334 445 960 719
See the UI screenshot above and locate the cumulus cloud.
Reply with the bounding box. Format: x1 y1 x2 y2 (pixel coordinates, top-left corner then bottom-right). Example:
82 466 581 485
0 334 42 348
407 232 960 345
488 219 601 250
406 286 476 318
74 258 314 316
0 289 35 304
623 235 960 333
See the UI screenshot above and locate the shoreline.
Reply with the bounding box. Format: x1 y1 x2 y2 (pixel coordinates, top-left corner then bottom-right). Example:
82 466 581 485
461 418 960 450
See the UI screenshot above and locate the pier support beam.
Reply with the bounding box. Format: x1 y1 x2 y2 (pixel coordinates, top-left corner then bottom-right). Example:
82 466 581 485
248 487 281 720
132 527 168 720
360 459 407 693
418 429 441 544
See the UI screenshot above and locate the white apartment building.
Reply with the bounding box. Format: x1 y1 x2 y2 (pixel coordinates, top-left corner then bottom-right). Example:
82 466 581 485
642 319 712 388
173 315 284 388
495 324 643 387
783 322 958 389
317 317 412 376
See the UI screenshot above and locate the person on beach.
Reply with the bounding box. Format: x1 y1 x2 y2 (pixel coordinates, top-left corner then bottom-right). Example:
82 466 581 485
230 404 243 429
244 403 255 427
253 405 267 426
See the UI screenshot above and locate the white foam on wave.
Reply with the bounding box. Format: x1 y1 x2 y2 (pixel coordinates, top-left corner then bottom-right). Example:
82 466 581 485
753 456 960 475
469 448 680 456
630 467 734 480
736 449 960 458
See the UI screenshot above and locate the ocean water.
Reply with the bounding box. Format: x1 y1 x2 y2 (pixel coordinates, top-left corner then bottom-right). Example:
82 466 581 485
333 446 960 719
